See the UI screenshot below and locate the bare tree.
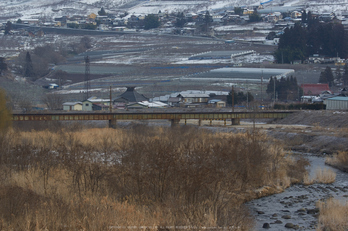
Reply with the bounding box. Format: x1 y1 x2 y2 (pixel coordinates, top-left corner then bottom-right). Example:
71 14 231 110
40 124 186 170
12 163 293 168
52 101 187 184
42 93 64 110
18 98 32 113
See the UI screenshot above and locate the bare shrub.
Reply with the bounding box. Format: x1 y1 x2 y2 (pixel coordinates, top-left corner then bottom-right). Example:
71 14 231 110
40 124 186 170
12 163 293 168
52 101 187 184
317 198 348 231
286 155 310 184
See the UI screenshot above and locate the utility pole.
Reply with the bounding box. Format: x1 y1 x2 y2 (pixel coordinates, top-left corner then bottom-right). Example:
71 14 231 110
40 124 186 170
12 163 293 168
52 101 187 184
232 85 234 112
261 70 263 104
85 56 90 100
247 91 249 110
109 86 112 113
273 77 276 105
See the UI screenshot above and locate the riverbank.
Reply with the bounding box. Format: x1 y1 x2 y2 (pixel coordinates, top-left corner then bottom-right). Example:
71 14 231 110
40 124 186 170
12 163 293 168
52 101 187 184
247 153 348 231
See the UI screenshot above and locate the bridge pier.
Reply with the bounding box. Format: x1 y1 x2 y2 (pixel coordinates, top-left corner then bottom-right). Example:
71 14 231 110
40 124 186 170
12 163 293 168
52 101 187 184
231 118 240 125
171 119 180 127
109 119 117 128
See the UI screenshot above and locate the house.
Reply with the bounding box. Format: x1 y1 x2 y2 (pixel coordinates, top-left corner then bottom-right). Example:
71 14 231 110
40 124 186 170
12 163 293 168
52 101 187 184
63 102 83 111
139 101 168 108
243 9 254 15
308 54 325 63
212 15 223 23
127 102 148 109
177 93 210 104
168 97 180 107
208 99 226 108
324 97 348 110
319 12 335 22
264 12 282 23
113 87 149 105
92 103 110 111
82 100 93 111
291 11 302 19
88 13 97 20
87 96 111 106
43 83 59 89
301 84 331 96
341 88 348 96
21 18 40 25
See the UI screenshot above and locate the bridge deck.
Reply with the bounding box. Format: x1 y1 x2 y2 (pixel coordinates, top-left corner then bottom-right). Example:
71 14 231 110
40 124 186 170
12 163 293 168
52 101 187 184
12 111 293 122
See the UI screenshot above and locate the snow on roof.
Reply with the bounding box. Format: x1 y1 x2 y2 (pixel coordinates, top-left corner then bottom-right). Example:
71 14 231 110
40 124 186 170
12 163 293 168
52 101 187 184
178 93 210 98
139 101 168 108
63 102 82 106
208 99 224 103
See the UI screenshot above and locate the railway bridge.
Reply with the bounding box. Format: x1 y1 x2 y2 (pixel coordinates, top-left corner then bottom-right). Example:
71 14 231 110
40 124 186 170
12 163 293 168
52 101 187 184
12 111 293 128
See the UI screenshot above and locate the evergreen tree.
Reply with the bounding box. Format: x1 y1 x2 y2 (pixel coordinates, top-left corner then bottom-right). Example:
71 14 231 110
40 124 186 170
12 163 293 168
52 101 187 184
301 10 307 23
274 24 307 63
249 10 261 22
24 52 34 77
266 76 302 101
202 11 212 32
4 21 12 35
0 57 7 75
144 14 160 30
227 90 254 105
319 66 334 87
234 7 243 16
175 12 186 28
275 21 348 62
98 7 107 16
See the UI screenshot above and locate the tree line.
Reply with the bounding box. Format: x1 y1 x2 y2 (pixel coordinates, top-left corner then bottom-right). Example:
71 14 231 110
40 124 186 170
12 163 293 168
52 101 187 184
319 64 348 86
274 15 348 63
266 76 302 101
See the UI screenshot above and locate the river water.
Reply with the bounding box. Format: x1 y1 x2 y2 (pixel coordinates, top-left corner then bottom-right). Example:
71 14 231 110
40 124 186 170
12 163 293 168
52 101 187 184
247 153 348 230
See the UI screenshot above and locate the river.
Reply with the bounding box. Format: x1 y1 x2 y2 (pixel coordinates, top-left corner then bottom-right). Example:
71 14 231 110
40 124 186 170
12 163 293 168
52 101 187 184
247 153 348 230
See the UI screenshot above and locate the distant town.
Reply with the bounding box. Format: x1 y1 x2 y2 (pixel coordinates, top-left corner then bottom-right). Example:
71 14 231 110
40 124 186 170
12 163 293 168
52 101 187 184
1 1 348 112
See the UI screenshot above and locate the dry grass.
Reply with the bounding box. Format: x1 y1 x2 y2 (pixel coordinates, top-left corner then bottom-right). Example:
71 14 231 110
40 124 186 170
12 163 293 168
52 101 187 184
326 151 348 171
316 198 348 231
0 126 311 230
314 168 336 184
302 168 336 185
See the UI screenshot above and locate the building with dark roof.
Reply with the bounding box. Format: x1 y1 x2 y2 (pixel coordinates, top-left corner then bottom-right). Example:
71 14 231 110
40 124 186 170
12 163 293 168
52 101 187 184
113 87 148 104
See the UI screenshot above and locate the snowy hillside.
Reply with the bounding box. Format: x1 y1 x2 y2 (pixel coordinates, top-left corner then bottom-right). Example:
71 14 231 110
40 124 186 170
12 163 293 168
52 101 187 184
1 0 348 22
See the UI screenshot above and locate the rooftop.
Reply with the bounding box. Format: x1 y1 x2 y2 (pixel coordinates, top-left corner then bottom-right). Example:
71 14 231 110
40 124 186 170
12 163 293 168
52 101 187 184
325 96 348 101
301 84 331 96
186 67 295 82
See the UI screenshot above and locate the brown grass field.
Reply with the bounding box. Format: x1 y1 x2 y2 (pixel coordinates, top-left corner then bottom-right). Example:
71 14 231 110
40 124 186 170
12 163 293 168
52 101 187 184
0 125 314 230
